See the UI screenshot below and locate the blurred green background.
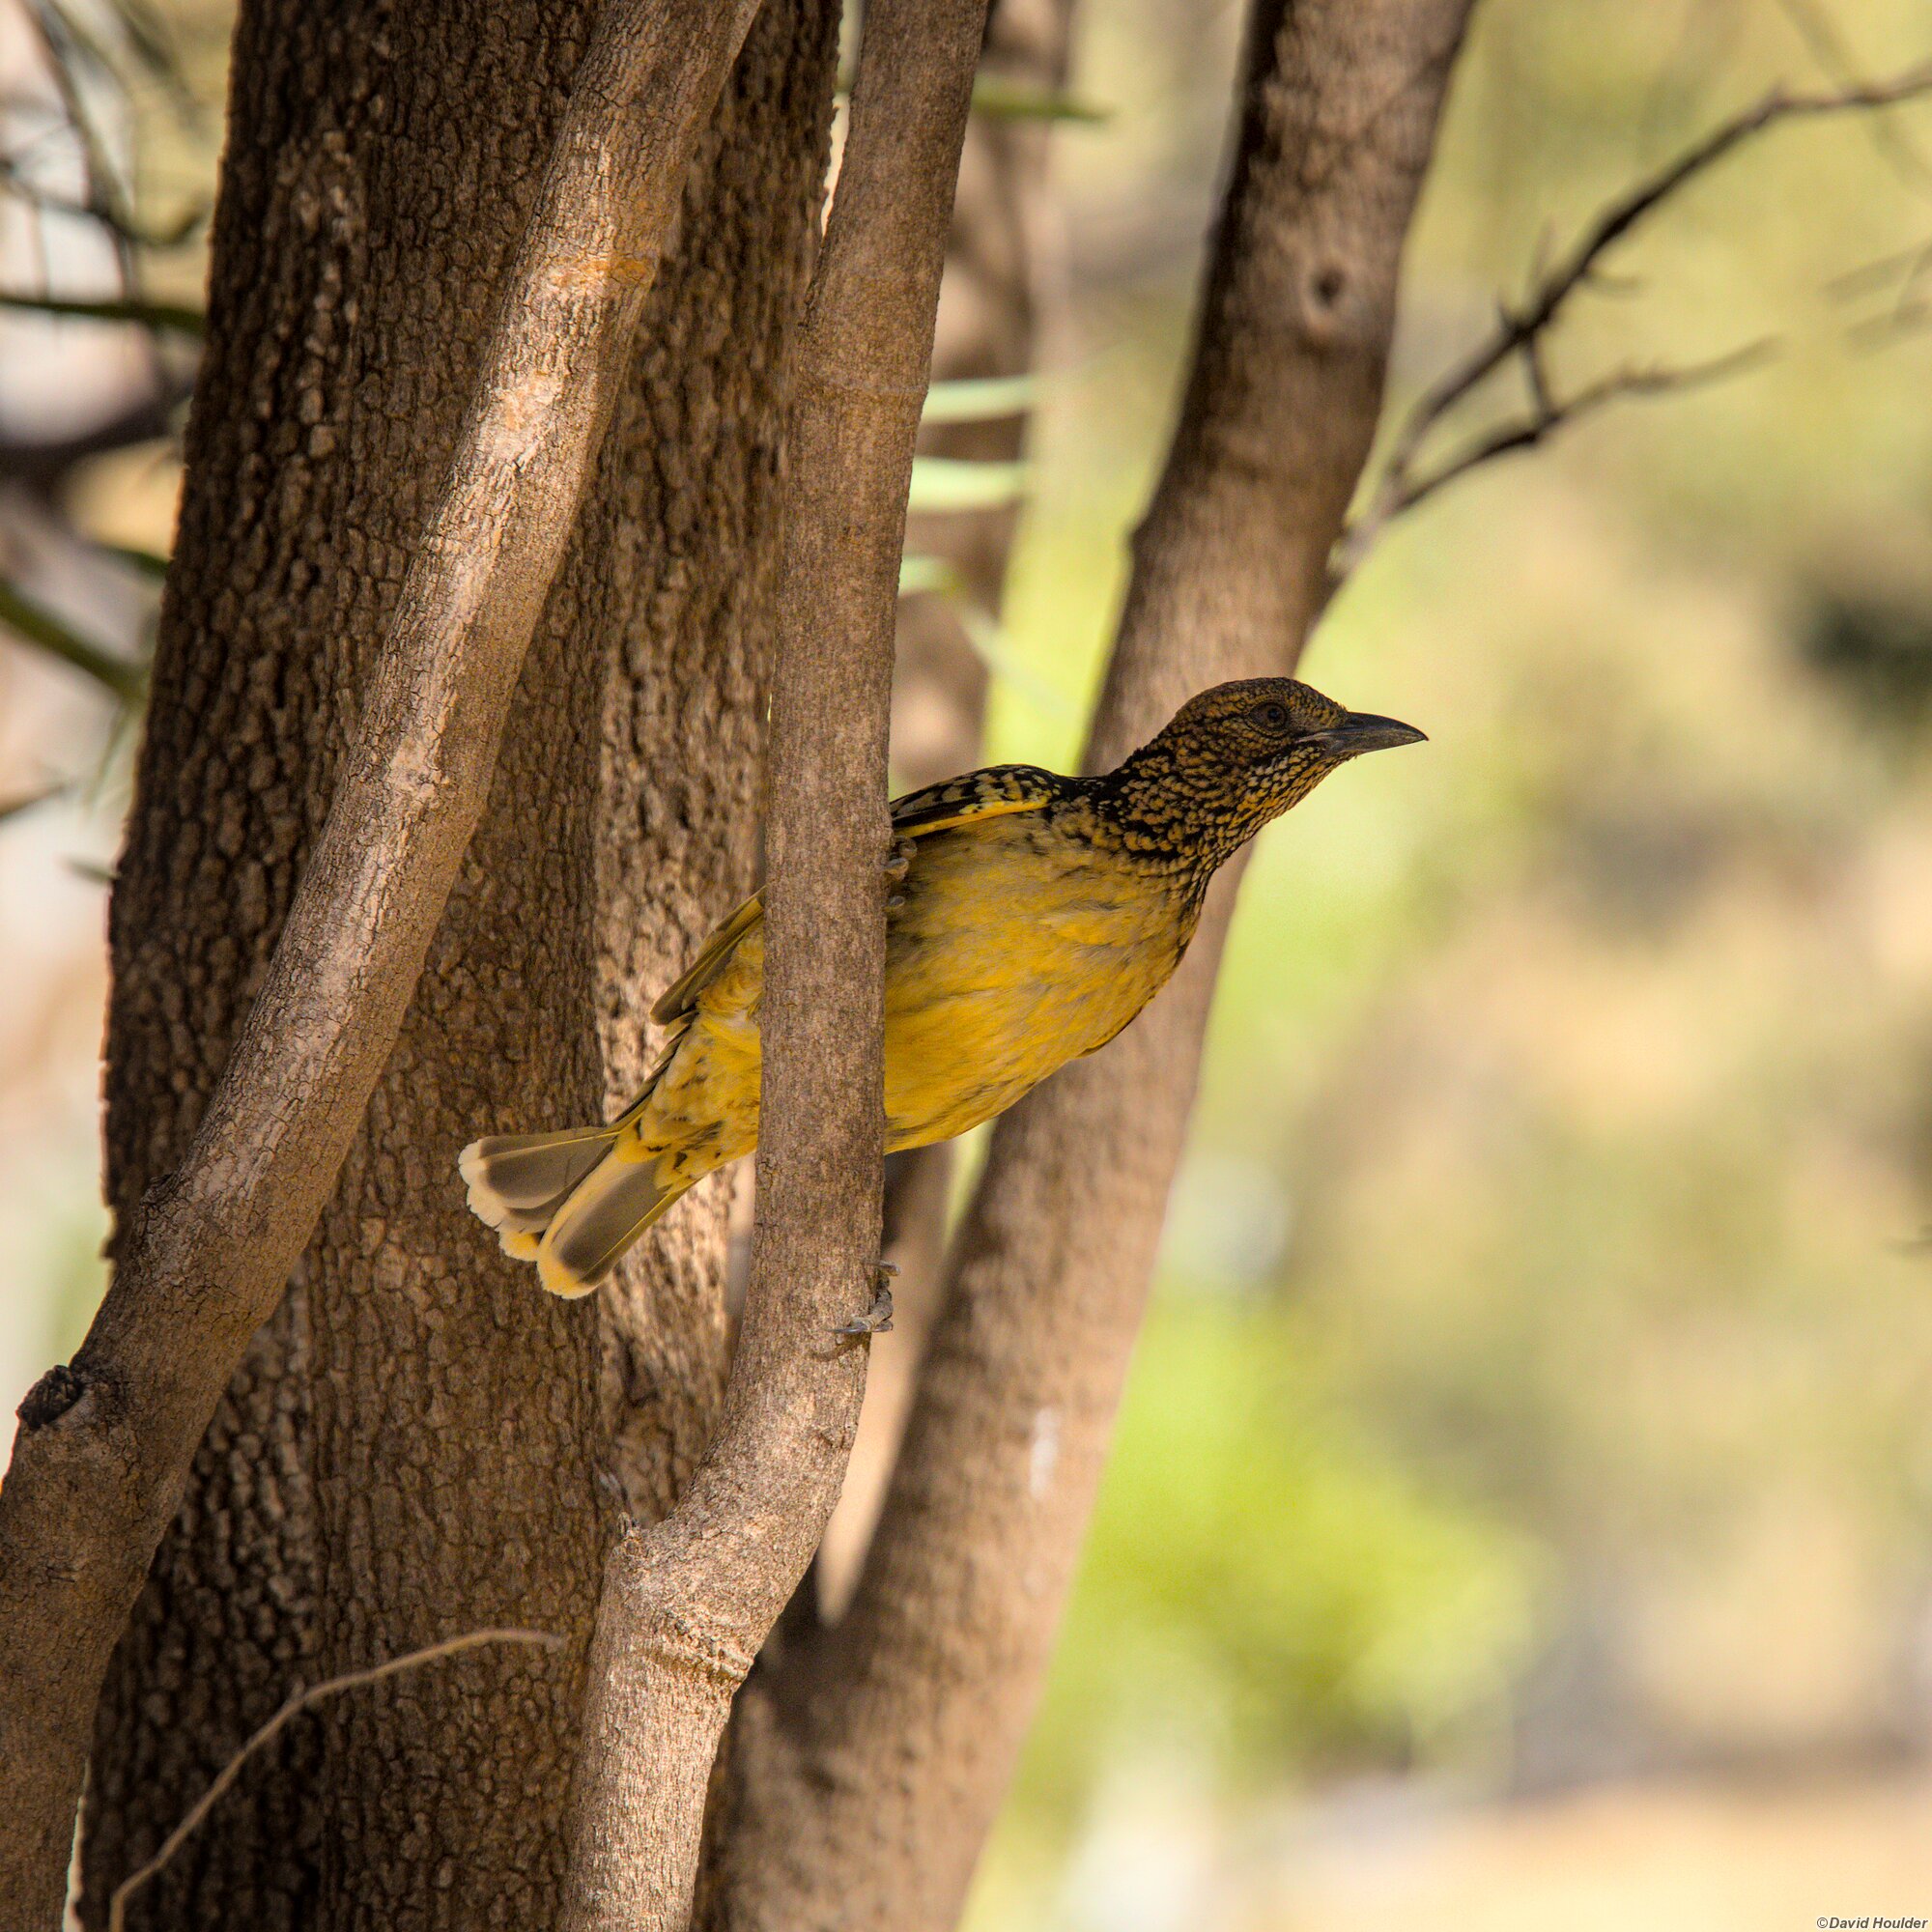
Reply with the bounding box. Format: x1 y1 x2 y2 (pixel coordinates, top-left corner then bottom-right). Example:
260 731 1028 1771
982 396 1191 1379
5 1 1932 1924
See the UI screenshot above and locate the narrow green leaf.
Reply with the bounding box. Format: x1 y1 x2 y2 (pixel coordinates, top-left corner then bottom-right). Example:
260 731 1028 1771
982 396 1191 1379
0 781 68 825
921 374 1039 425
0 290 205 336
95 541 172 581
970 78 1110 125
898 554 963 598
907 457 1030 514
0 580 146 703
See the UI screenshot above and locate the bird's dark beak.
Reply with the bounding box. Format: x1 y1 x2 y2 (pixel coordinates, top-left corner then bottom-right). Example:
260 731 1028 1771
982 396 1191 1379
1305 711 1427 759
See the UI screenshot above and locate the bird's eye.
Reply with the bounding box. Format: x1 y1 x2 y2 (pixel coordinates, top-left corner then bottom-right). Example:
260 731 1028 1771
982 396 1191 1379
1256 701 1290 730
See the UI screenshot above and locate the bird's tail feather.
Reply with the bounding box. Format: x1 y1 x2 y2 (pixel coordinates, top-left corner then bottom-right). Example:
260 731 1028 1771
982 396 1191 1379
458 1125 621 1256
533 1149 689 1298
459 1111 690 1295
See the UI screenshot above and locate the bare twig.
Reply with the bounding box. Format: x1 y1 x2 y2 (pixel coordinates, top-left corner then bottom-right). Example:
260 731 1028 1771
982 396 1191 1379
29 0 196 117
0 5 762 1923
105 1629 560 1932
1414 65 1932 451
1335 339 1775 579
1770 0 1932 195
1339 63 1932 586
0 155 205 247
20 0 142 304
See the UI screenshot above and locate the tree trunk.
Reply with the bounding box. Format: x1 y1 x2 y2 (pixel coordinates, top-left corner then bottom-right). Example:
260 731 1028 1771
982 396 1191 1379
574 3 838 1528
711 4 1473 1927
80 4 836 1925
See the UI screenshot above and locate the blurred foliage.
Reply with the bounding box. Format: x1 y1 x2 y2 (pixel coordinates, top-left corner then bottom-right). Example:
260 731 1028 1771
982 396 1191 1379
1019 1295 1545 1816
0 575 143 698
1804 588 1932 725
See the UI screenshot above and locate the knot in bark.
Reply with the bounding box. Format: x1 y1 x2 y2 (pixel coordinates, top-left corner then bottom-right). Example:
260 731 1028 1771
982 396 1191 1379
16 1362 86 1431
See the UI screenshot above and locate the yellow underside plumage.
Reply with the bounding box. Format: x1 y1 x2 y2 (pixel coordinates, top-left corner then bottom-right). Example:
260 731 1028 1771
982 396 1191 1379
465 807 1201 1296
665 810 1194 1164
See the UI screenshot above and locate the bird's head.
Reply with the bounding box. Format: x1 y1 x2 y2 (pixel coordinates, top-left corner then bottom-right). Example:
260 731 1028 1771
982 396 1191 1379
1101 676 1426 873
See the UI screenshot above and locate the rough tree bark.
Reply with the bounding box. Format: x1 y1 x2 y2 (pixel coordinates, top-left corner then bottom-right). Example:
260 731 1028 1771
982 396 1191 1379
575 4 839 1534
819 0 1079 1617
21 4 831 1930
556 2 988 1926
713 4 1475 1927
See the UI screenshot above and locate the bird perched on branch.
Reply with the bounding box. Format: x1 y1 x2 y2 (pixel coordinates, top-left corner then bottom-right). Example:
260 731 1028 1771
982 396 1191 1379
460 676 1423 1297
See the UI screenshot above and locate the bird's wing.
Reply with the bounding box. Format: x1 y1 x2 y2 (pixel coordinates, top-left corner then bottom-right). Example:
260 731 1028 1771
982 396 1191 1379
649 891 766 1026
888 763 1070 838
648 766 1069 1026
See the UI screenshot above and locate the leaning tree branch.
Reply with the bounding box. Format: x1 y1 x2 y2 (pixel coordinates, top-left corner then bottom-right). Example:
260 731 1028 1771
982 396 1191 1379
105 1629 561 1932
710 4 1476 1927
0 4 760 1923
554 3 990 1929
1337 62 1932 586
0 288 205 334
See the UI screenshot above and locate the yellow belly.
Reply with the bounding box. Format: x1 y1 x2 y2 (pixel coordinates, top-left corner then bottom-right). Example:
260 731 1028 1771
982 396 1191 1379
626 813 1196 1183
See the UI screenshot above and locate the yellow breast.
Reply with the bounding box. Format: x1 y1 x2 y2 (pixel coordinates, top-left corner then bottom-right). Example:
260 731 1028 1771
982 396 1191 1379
877 813 1196 1146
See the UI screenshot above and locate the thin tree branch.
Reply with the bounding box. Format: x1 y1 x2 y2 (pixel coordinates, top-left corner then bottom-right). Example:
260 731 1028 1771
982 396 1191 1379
105 1629 560 1932
0 156 206 248
1402 341 1773 508
17 0 162 331
1769 0 1932 195
0 6 761 1924
555 5 991 1928
1400 64 1932 469
1336 338 1775 580
1337 63 1932 587
710 4 1475 1925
